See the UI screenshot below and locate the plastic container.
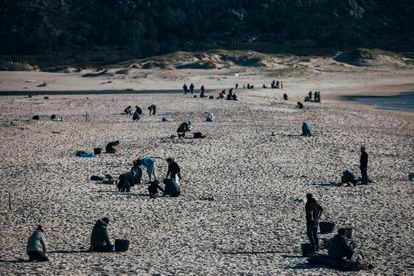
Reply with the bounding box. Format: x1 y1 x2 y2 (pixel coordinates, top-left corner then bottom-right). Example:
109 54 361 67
115 239 129 252
319 221 335 234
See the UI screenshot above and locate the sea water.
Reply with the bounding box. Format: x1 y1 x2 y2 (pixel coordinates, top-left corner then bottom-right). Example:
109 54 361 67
346 92 414 112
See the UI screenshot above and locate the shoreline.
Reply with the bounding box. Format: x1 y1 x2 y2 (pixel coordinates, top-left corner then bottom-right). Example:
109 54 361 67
339 91 414 113
0 89 182 96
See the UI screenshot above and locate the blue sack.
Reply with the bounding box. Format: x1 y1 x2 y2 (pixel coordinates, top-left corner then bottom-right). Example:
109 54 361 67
75 150 96 158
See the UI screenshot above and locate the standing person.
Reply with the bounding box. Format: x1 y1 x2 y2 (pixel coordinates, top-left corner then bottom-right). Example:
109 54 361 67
90 217 113 252
200 85 205 98
148 104 156 115
308 91 313 101
189 83 195 95
305 193 323 253
166 158 182 182
183 84 188 95
27 225 49 262
136 156 157 182
280 81 284 89
360 146 368 184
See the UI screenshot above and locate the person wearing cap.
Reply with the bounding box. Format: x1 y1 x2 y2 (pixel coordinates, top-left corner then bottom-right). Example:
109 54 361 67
328 228 355 260
90 217 113 252
305 193 323 253
360 146 368 184
27 225 49 262
136 156 157 182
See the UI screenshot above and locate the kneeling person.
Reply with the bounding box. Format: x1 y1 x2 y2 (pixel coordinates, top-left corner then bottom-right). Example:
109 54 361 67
163 178 181 197
117 171 134 192
27 225 49 262
328 228 355 260
90 217 113 252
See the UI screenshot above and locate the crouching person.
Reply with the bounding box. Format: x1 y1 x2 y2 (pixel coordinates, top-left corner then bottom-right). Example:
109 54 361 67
328 228 355 260
148 180 164 199
90 217 114 252
163 178 181 197
27 225 49 262
117 172 134 192
131 160 143 184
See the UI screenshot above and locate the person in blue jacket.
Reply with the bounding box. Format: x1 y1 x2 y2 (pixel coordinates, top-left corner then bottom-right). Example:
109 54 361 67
136 156 157 182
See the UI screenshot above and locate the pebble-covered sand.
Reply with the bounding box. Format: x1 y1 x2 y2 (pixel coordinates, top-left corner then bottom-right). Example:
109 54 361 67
0 70 413 275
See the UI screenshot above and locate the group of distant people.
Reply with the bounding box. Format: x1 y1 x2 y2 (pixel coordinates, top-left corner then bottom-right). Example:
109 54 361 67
305 90 321 103
271 80 283 89
217 88 238 100
116 155 182 198
124 104 157 121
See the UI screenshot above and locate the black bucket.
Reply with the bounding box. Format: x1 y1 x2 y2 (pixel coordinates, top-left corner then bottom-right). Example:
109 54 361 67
301 243 315 257
93 148 102 155
319 221 335 234
115 239 129 252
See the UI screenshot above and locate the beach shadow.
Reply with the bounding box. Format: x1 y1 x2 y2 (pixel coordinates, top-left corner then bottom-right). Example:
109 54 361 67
94 190 149 197
281 254 305 259
222 250 280 255
0 258 29 263
286 262 319 270
49 249 89 254
307 182 336 187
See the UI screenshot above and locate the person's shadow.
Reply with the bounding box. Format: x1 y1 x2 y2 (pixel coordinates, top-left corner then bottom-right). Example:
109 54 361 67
48 249 90 254
0 258 29 263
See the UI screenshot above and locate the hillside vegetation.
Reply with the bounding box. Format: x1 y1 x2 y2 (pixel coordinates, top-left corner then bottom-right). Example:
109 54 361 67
1 0 413 61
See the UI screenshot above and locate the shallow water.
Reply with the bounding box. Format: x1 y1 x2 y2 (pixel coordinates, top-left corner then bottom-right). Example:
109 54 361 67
345 92 414 112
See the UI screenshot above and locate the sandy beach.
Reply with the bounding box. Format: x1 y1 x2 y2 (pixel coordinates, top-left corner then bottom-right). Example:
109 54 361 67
0 64 413 275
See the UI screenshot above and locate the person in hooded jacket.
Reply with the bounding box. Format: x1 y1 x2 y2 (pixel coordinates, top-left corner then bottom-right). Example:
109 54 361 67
27 225 49 262
90 217 113 252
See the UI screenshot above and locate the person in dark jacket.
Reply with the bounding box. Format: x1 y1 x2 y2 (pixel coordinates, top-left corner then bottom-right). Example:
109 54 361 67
105 141 119 154
305 193 323 252
124 106 132 115
301 122 313 136
117 171 134 192
328 228 354 260
148 104 157 115
90 217 113 252
177 121 192 138
166 158 182 182
183 84 188 95
131 160 143 184
27 225 49 262
189 83 195 95
360 146 368 184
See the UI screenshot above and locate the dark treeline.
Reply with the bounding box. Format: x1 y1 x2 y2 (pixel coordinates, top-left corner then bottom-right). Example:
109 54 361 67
1 0 413 57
